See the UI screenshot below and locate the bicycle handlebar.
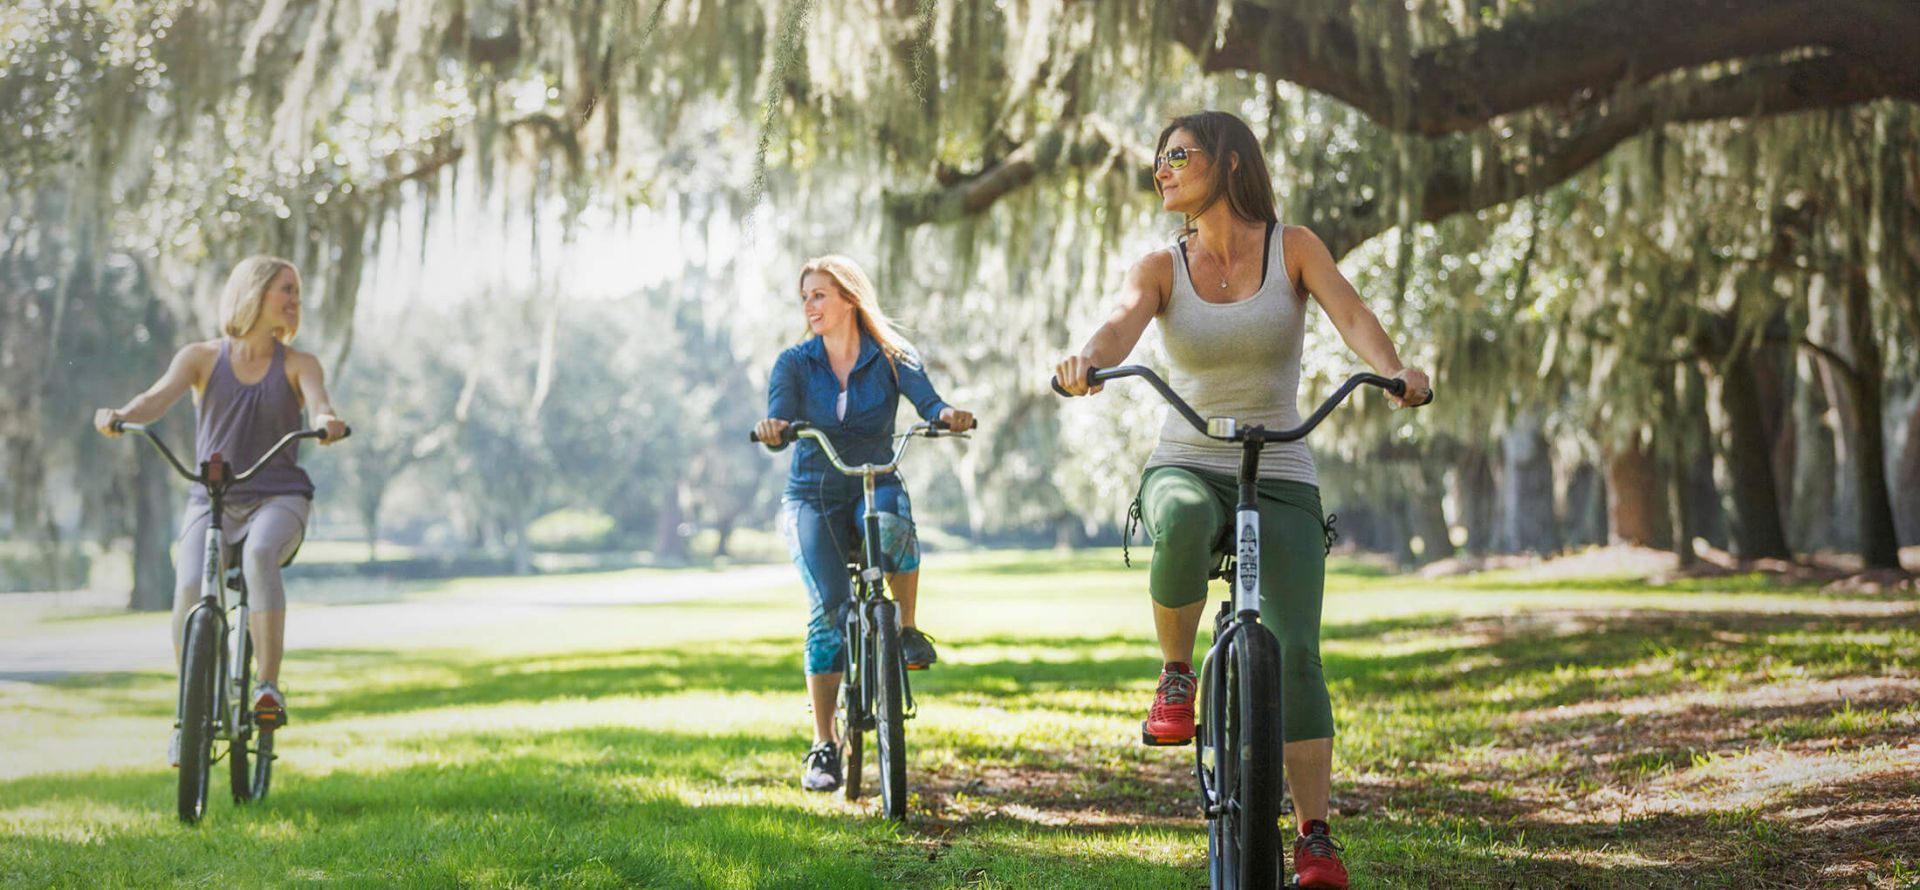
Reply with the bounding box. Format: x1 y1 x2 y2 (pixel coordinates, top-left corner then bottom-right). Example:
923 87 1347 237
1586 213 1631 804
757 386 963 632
750 420 965 478
110 421 351 485
1049 365 1432 443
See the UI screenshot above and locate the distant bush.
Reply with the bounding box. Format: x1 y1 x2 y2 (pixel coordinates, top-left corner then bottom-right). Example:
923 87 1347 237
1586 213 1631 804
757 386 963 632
0 542 91 593
528 509 619 552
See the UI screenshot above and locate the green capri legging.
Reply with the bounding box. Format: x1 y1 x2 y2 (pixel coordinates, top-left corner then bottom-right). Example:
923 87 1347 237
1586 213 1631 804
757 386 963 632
1139 465 1334 743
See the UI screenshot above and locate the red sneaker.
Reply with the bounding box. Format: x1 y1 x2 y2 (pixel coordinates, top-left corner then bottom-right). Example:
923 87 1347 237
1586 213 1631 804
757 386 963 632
1293 820 1350 889
253 682 288 733
1141 663 1197 746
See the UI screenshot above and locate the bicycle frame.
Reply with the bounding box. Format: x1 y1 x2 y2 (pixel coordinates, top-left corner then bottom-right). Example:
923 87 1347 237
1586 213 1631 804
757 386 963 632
114 422 346 741
1054 364 1429 886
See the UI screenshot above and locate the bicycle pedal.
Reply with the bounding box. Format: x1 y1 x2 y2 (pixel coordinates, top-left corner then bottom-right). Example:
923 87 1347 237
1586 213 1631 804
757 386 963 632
905 663 930 671
1141 721 1195 747
255 708 287 732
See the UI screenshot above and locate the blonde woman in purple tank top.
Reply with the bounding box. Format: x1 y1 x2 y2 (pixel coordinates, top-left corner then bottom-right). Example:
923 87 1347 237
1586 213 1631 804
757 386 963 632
1053 111 1430 889
95 255 348 764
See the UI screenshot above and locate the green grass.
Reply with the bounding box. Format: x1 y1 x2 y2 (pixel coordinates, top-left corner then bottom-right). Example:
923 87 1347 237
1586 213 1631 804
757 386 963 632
2 548 1915 888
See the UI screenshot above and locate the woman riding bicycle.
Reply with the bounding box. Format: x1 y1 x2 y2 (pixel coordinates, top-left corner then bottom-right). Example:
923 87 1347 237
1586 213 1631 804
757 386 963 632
753 254 975 794
1053 111 1430 889
94 255 348 766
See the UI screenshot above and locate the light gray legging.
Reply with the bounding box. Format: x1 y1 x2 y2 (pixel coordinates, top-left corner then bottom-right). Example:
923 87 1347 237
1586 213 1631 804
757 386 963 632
171 494 310 647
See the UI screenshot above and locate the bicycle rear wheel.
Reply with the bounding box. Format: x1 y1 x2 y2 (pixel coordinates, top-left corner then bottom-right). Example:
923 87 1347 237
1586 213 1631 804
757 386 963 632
870 601 908 820
1201 622 1284 889
836 610 865 801
230 628 274 802
177 607 220 823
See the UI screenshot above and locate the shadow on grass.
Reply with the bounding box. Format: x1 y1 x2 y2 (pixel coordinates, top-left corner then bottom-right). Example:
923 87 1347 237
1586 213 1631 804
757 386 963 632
0 724 1193 889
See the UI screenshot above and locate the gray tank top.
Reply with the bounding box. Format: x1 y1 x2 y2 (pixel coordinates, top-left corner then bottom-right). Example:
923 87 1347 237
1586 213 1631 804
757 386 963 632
191 339 315 504
1144 223 1318 485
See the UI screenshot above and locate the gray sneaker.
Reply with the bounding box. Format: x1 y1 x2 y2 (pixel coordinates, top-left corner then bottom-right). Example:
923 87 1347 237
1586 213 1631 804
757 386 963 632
801 741 842 792
901 627 938 669
168 727 181 768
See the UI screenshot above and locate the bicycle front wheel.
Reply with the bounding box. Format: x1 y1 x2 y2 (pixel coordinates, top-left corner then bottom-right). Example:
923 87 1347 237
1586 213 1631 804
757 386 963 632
177 607 220 823
870 601 908 820
1206 623 1284 889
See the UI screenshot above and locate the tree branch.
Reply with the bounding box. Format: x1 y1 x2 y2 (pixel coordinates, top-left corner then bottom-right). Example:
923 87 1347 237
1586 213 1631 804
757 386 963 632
1797 336 1862 389
883 119 1142 228
889 53 1906 259
1175 0 1920 135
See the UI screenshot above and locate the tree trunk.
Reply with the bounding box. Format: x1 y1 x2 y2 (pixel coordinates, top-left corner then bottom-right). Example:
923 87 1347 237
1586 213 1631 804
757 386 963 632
1839 265 1902 569
1407 467 1453 565
1709 351 1793 560
360 489 384 563
1453 449 1498 555
1608 437 1672 548
1564 461 1608 547
130 444 175 611
1790 353 1839 552
1899 395 1920 546
1669 436 1699 568
1497 412 1560 554
653 480 690 565
711 516 734 559
512 508 534 576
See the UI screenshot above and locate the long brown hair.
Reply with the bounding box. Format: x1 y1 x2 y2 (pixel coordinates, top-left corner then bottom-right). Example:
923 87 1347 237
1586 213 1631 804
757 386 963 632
797 255 916 373
1154 111 1278 237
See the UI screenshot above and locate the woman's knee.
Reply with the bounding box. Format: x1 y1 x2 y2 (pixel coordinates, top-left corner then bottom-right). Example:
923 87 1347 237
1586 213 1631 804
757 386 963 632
871 512 920 573
1143 480 1223 551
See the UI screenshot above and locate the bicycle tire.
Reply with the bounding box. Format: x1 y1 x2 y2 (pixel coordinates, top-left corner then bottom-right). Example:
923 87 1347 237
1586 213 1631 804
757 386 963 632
870 601 908 820
835 604 868 800
230 626 253 803
177 607 220 823
230 629 274 802
1218 624 1285 889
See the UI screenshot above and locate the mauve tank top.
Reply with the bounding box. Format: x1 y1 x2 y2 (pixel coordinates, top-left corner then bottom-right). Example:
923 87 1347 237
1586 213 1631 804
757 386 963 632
1144 223 1318 485
190 339 314 504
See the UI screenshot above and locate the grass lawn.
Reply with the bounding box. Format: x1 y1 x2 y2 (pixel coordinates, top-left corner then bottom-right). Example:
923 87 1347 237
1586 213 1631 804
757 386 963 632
2 550 1915 888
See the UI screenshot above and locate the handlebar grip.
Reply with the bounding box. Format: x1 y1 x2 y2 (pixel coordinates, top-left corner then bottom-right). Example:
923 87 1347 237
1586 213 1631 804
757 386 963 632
109 419 127 433
750 422 807 445
1050 366 1101 397
1383 378 1435 407
324 424 353 442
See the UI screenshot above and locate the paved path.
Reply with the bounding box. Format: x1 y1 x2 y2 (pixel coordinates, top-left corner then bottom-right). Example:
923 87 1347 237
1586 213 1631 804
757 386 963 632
0 564 792 681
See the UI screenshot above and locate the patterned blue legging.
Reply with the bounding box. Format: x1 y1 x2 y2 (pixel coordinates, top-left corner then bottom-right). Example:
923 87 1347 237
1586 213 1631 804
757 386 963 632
780 478 920 675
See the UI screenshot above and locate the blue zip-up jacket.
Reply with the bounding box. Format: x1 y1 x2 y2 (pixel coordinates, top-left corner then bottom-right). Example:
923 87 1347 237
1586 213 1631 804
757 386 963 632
768 333 951 502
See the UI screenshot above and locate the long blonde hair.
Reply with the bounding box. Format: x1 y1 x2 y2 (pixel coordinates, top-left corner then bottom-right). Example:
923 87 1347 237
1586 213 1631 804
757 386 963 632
218 255 299 342
798 255 915 371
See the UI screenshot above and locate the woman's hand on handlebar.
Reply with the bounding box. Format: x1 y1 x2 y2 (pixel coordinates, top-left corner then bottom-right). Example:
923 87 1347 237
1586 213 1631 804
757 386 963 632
1388 368 1432 409
1053 355 1102 396
314 413 349 444
754 418 792 445
93 409 124 437
938 407 976 432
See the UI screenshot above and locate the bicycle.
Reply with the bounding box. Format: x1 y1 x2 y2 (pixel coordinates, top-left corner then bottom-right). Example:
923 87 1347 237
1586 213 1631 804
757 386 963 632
751 419 967 820
110 420 348 823
1052 365 1429 889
